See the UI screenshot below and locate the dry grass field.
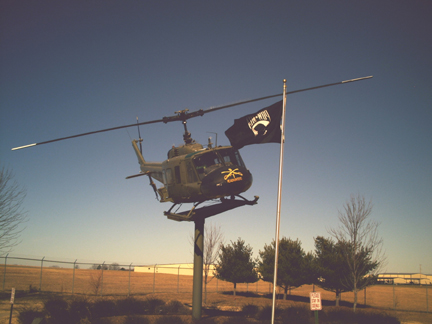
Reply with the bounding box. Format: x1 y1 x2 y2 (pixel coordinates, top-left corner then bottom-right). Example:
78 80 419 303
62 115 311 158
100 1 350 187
0 265 431 324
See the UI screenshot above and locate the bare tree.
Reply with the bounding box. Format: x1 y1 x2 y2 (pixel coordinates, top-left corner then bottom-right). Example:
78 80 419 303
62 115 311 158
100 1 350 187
203 222 224 303
0 166 27 254
89 270 103 295
329 194 386 312
108 262 120 270
190 222 224 303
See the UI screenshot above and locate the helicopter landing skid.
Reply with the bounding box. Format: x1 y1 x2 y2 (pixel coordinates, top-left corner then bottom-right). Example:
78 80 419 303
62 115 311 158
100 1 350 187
164 195 259 222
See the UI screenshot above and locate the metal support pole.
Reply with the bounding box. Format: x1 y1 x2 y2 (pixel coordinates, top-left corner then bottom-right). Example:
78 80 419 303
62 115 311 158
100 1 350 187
39 257 45 291
192 217 205 320
72 259 77 294
271 79 287 324
3 253 8 291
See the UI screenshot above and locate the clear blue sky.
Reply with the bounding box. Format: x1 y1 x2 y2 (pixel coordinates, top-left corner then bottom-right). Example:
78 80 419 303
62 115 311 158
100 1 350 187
1 1 431 273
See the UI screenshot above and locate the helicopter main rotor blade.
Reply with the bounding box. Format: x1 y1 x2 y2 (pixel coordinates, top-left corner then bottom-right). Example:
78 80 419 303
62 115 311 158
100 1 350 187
11 75 372 151
200 75 373 115
11 118 164 150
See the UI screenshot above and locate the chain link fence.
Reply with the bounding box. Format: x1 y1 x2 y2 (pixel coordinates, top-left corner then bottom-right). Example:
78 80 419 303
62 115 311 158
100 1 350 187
1 256 430 313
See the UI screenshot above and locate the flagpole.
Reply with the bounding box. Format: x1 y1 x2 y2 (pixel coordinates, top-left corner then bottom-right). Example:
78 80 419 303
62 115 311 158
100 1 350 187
271 79 287 324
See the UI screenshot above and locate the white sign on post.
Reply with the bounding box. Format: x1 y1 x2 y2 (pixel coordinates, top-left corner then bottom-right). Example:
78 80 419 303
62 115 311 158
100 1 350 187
10 288 15 304
310 292 322 311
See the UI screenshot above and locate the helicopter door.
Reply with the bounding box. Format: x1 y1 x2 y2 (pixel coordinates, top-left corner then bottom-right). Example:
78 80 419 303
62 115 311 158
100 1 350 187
166 163 188 202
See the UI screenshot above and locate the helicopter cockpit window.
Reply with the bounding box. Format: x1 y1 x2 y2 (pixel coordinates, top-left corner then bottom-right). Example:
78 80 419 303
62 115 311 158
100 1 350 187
174 166 181 184
193 151 222 180
219 149 245 167
164 168 173 184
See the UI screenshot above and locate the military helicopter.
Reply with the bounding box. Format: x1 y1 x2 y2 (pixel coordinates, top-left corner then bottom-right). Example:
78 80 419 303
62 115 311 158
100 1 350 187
126 109 259 221
11 98 268 222
11 76 372 221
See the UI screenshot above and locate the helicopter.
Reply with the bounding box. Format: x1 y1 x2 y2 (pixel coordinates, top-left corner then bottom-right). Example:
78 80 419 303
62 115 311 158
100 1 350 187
11 76 372 221
126 109 259 221
11 101 265 222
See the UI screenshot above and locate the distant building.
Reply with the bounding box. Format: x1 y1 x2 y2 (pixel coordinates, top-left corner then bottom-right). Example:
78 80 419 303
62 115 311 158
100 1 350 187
134 263 216 276
377 273 432 285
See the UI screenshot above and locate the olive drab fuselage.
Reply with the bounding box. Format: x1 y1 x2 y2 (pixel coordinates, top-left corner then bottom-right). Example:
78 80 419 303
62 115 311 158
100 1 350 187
131 140 253 204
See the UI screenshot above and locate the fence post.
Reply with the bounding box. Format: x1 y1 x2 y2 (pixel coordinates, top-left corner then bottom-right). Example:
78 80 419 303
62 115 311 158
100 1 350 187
427 285 429 313
153 264 157 293
393 283 396 310
364 287 366 306
39 257 45 291
128 263 132 297
72 259 77 294
100 262 105 296
177 265 180 293
3 254 8 291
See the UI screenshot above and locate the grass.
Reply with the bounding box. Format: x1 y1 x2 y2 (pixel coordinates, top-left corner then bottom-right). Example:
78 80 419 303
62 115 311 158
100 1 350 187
0 265 431 323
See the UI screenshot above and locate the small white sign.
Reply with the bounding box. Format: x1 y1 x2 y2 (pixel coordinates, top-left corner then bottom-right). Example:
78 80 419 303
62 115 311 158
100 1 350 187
10 288 15 304
310 292 322 311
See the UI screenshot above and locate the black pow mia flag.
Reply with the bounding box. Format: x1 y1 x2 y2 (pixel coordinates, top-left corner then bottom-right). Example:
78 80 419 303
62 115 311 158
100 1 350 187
225 100 282 149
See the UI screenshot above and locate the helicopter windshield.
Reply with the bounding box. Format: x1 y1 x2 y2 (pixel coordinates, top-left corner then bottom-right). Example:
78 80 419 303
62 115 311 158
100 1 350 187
193 148 245 180
218 148 245 168
193 151 222 180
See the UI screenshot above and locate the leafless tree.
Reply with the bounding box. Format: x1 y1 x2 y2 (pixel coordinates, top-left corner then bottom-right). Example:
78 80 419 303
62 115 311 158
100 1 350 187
109 262 120 270
0 166 27 254
203 222 224 303
190 222 224 304
89 270 103 295
329 194 386 312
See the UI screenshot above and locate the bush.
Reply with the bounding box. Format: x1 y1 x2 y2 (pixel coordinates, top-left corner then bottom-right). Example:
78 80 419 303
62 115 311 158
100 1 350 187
158 300 190 315
116 297 148 315
90 298 118 318
124 315 151 324
241 304 259 318
321 308 400 324
143 297 166 314
154 315 185 324
256 305 283 321
69 297 91 323
280 306 311 324
17 306 44 324
221 317 254 324
44 296 69 323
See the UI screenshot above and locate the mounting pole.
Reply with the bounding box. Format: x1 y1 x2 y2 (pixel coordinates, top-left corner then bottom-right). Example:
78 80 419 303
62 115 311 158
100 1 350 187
271 79 287 324
192 217 205 320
